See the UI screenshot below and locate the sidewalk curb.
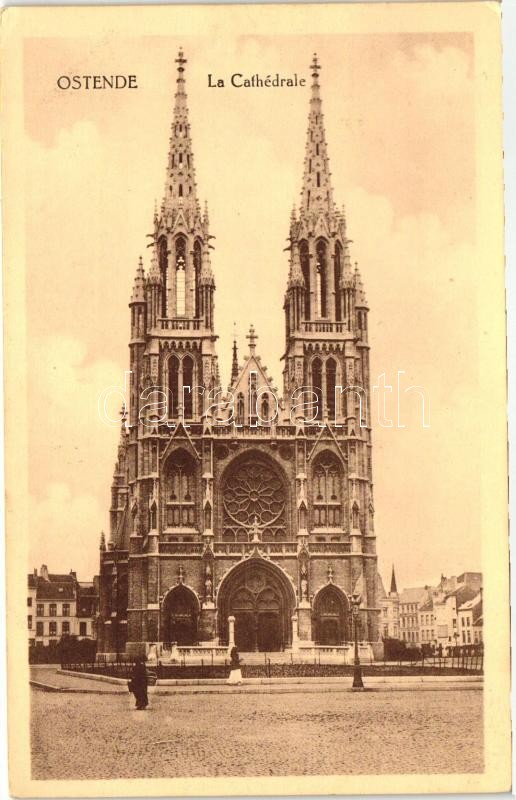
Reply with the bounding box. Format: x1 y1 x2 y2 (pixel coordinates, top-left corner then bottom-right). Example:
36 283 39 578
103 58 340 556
56 669 482 687
30 679 483 696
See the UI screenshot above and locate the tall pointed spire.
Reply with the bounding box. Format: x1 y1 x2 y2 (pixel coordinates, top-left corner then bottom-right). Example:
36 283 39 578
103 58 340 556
231 326 239 382
354 261 368 308
162 49 199 215
130 256 146 303
390 565 398 595
300 54 335 217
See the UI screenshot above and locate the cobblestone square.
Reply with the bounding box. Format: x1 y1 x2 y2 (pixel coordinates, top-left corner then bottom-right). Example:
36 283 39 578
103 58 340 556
31 688 483 779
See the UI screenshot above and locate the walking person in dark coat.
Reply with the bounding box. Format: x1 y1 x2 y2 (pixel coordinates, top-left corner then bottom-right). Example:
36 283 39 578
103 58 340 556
129 657 148 710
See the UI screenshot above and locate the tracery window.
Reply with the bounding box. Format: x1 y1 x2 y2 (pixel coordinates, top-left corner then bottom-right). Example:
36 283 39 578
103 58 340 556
158 237 168 317
334 243 342 321
168 355 180 417
326 358 337 420
236 393 245 425
316 240 328 317
164 452 197 529
182 355 194 418
260 393 270 423
300 241 310 319
223 457 287 541
313 454 343 528
168 354 195 419
175 236 186 316
311 357 323 421
194 240 202 318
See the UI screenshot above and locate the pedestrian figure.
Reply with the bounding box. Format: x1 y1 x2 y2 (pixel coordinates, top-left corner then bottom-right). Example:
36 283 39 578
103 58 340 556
227 645 243 685
128 657 148 710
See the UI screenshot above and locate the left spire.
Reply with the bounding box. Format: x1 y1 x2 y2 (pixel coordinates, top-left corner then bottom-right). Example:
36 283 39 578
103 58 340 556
162 49 199 216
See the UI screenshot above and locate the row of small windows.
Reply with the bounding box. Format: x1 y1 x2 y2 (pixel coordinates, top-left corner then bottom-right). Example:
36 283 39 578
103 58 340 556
28 601 71 617
30 620 88 636
171 152 191 168
169 183 192 198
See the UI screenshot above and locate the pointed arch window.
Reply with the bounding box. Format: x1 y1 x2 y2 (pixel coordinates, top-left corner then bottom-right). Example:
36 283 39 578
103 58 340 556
179 184 183 198
311 357 323 422
193 240 202 318
158 237 168 317
164 452 197 529
326 358 337 421
334 243 342 321
236 393 245 425
300 241 310 320
261 393 270 423
175 236 186 316
249 372 258 421
182 355 194 418
316 240 328 317
168 355 180 417
313 454 343 528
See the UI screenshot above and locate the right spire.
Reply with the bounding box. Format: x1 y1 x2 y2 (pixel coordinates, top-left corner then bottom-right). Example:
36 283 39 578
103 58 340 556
299 54 335 217
390 565 398 595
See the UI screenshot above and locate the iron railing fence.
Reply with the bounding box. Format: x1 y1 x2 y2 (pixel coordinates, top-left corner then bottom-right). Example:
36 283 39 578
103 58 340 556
61 649 483 681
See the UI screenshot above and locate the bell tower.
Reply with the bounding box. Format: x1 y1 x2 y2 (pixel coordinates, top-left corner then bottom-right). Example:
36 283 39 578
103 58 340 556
129 49 219 431
282 54 370 434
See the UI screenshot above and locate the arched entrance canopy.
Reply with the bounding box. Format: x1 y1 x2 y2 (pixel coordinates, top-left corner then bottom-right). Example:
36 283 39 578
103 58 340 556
162 584 199 646
312 584 350 645
217 557 296 651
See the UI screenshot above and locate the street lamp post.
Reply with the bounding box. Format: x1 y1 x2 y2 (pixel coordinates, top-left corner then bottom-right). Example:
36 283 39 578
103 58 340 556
351 592 364 690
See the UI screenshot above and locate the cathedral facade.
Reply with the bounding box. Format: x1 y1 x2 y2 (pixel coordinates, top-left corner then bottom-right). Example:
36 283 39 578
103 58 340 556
97 51 381 658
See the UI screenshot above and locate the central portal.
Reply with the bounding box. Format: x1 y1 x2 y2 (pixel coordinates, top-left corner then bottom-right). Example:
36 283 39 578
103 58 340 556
217 558 295 651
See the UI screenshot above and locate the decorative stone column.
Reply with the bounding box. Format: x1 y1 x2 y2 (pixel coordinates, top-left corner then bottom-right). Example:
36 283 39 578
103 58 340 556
291 614 299 651
227 615 236 652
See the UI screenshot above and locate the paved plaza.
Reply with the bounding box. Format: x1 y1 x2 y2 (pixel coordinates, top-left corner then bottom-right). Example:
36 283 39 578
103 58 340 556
31 685 483 779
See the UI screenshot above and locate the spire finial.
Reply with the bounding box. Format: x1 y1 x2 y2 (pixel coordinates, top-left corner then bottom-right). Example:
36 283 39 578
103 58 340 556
247 324 258 355
176 48 187 76
231 324 239 382
310 53 321 84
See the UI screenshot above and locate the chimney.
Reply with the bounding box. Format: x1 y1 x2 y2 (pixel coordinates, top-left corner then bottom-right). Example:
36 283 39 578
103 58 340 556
40 564 49 581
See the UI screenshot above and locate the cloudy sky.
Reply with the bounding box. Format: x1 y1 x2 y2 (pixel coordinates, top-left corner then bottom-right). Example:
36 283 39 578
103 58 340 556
23 30 482 587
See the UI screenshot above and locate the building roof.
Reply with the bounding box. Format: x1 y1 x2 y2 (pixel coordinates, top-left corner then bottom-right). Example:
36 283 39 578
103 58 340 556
458 591 483 625
419 596 434 612
36 580 76 600
376 572 387 599
28 566 81 601
399 587 428 605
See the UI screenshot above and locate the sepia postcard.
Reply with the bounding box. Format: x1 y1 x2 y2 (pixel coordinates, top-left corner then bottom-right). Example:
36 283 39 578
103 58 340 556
1 2 511 796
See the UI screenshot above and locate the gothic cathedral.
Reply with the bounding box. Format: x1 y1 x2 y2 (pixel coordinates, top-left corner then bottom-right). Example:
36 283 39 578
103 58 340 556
97 51 381 659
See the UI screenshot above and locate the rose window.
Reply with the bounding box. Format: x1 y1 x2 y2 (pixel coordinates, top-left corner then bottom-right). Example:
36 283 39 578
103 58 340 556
223 460 286 539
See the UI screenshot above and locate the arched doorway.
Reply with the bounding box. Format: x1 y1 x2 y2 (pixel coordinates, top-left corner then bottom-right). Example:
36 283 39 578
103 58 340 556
313 585 349 645
162 585 199 645
217 558 295 651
